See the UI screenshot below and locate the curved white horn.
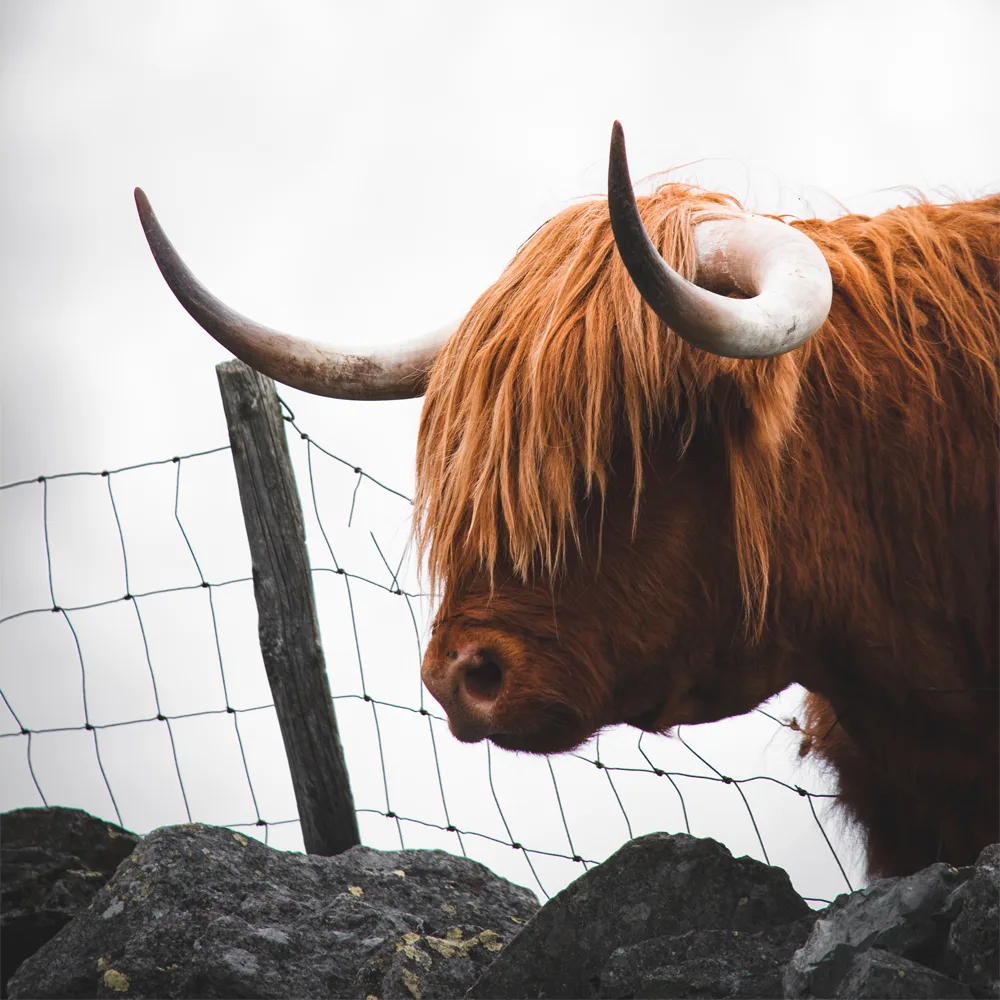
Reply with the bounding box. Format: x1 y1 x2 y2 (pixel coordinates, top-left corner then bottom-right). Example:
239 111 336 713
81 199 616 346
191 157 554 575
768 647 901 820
607 123 832 359
135 188 455 400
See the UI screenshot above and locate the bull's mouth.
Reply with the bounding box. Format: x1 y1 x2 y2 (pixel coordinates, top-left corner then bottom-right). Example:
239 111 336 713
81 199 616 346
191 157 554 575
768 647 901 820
488 730 588 754
450 724 497 744
485 703 590 754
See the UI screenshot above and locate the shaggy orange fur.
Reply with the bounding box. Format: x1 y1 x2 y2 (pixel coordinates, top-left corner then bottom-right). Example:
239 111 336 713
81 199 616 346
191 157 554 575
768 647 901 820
417 184 999 877
417 186 998 626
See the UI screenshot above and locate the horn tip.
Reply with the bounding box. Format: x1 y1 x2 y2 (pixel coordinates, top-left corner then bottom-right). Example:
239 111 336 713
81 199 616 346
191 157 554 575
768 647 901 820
134 187 150 213
609 122 629 170
608 122 630 189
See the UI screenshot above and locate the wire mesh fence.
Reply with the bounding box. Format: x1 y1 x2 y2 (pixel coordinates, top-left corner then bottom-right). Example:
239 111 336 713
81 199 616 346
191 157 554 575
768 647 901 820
0 399 863 906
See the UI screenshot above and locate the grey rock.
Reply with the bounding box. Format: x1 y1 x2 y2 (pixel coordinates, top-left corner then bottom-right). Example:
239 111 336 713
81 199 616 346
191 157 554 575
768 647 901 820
783 860 975 998
468 832 811 1000
942 845 1000 999
598 920 814 999
6 822 537 1000
832 948 971 999
1 807 138 998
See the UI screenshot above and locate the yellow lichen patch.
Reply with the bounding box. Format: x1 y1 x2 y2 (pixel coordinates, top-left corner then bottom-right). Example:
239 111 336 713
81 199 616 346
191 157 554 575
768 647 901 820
131 883 151 903
425 937 460 959
97 956 110 973
424 928 503 960
395 934 432 969
233 833 249 846
479 929 503 953
509 915 523 924
400 967 422 1000
425 928 469 960
440 903 456 915
366 995 379 1000
103 969 130 992
738 896 749 907
348 886 364 897
392 869 406 877
107 827 126 839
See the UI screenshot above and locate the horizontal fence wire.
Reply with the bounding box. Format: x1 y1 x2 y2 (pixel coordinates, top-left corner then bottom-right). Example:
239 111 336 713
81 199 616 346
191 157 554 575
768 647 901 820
1 407 869 905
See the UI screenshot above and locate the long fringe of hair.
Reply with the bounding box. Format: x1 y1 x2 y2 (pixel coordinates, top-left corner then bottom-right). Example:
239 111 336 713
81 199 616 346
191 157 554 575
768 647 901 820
415 184 999 625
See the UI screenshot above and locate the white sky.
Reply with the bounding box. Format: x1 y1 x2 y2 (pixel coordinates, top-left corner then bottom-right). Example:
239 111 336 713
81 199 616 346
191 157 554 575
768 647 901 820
1 0 997 903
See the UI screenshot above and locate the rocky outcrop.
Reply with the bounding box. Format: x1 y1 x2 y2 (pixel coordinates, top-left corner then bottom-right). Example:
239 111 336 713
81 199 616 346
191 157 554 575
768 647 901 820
5 821 537 1000
942 845 1000 997
469 832 814 999
1 808 138 999
3 807 997 1000
785 844 998 1000
596 920 815 998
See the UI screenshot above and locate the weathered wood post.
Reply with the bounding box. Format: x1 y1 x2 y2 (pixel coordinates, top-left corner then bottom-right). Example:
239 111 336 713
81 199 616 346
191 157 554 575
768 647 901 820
216 359 360 855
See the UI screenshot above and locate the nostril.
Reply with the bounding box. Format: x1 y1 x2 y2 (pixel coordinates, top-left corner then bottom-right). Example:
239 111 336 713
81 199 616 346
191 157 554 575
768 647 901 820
462 658 504 702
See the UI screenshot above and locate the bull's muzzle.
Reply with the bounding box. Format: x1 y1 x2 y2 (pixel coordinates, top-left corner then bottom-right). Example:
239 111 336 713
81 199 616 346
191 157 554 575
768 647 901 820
422 644 506 743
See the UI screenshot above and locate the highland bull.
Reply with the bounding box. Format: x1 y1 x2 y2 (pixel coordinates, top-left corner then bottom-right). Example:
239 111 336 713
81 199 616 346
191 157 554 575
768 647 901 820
136 124 998 879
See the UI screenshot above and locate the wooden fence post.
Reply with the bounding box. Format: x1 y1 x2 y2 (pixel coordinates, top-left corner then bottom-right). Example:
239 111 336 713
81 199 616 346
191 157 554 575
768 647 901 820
216 359 360 856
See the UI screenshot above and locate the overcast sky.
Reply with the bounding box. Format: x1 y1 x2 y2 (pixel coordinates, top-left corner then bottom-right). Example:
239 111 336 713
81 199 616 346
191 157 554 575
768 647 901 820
2 0 997 902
